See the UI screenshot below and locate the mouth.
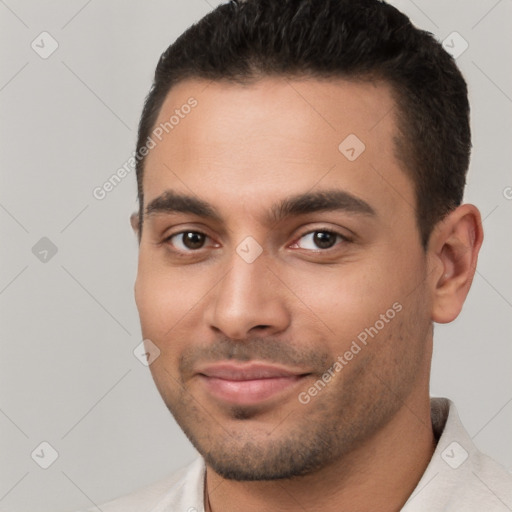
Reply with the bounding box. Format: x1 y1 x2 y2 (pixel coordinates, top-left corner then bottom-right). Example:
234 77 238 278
196 362 311 406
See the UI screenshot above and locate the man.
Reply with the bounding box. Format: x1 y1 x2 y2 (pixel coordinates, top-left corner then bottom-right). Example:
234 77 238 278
80 0 512 510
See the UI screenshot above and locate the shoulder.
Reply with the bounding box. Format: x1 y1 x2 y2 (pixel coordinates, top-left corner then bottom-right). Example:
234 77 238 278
72 456 205 512
403 397 512 511
466 448 512 507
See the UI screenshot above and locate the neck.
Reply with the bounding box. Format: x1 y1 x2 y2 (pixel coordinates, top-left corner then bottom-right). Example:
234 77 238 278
205 393 436 512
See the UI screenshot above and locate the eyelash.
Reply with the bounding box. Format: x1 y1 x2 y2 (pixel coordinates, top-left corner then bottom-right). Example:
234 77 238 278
162 228 350 255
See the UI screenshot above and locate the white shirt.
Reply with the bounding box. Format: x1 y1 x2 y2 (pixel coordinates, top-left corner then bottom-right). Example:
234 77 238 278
77 397 512 511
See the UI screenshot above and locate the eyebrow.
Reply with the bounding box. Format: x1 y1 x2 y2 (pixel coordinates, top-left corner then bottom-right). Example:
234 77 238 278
145 189 376 225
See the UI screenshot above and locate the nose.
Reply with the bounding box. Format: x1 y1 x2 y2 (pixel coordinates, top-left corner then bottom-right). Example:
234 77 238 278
204 250 291 340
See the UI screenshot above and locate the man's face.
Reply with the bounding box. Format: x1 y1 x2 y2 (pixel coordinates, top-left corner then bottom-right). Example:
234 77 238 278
134 77 434 480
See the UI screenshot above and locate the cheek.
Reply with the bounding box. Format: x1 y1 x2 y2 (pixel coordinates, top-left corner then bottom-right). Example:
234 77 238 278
134 265 198 384
134 252 216 340
286 263 398 337
135 259 184 335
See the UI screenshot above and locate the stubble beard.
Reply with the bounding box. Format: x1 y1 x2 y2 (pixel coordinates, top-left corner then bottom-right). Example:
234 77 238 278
163 324 429 481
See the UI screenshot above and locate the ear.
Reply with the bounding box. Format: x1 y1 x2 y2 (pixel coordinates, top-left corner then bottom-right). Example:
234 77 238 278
428 204 484 324
130 212 140 239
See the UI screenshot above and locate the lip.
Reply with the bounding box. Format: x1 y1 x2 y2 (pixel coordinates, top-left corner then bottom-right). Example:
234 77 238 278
196 362 310 405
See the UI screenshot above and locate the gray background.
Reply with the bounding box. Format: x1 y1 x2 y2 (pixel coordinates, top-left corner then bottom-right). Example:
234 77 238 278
0 1 511 511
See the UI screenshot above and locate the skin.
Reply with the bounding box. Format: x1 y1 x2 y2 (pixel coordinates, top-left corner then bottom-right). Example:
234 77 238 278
131 77 483 512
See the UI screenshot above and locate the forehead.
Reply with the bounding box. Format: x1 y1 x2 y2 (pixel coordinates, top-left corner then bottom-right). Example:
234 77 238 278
142 77 414 224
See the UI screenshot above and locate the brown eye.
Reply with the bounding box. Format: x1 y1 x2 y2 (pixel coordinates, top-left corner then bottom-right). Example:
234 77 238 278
293 229 350 252
294 230 346 250
312 231 337 249
168 231 208 251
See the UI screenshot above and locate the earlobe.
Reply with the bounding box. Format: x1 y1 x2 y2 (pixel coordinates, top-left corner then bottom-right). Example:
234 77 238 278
430 204 484 324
